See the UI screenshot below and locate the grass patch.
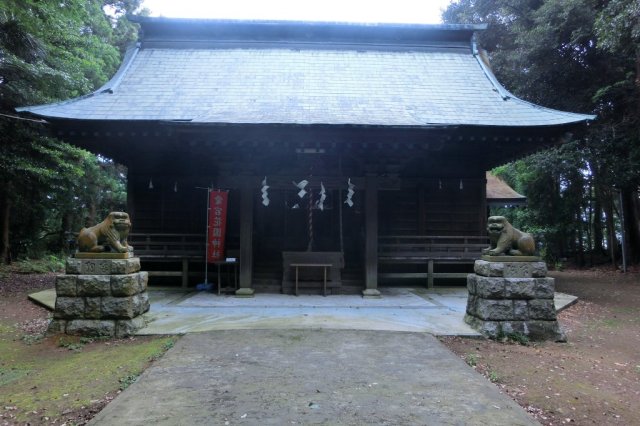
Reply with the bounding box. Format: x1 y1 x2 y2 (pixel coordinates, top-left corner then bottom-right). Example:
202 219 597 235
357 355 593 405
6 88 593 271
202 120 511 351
21 333 46 345
118 373 141 390
599 318 623 328
0 368 31 386
0 255 65 274
0 330 178 423
496 331 530 346
0 323 15 333
465 353 478 367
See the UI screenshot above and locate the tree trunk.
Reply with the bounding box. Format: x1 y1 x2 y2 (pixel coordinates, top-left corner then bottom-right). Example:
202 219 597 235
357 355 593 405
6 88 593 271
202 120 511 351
576 210 585 267
621 188 640 263
586 196 593 266
593 183 604 254
88 200 97 226
604 188 618 267
60 210 73 254
0 182 12 264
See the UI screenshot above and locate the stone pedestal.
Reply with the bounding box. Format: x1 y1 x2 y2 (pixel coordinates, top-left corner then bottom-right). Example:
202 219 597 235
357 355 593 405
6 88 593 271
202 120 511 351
48 257 150 338
465 258 565 341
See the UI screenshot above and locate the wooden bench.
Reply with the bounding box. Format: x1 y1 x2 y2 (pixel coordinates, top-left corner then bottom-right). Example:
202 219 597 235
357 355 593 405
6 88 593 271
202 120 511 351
378 235 488 288
128 233 205 288
282 251 344 295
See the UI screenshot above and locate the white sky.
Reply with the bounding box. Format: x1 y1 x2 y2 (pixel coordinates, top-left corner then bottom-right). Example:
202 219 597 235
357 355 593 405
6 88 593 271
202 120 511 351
141 0 454 24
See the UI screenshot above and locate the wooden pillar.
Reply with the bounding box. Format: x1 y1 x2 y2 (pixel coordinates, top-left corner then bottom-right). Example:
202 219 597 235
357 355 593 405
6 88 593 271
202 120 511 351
126 173 135 222
363 176 381 298
236 178 255 297
418 186 426 235
480 174 488 234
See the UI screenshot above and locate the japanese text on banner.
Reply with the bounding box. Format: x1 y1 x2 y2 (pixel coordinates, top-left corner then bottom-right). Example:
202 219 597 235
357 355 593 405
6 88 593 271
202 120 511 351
207 190 228 263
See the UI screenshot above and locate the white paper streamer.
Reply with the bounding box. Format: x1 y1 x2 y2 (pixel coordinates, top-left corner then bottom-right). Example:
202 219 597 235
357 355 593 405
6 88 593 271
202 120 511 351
316 182 326 211
344 178 355 207
261 176 270 206
293 179 308 198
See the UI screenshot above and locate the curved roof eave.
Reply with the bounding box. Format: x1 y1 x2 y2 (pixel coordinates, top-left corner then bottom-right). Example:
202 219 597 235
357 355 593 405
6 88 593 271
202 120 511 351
16 43 141 115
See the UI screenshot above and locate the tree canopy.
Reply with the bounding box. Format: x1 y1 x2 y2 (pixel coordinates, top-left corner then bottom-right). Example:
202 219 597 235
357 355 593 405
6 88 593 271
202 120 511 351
444 0 640 265
0 0 144 262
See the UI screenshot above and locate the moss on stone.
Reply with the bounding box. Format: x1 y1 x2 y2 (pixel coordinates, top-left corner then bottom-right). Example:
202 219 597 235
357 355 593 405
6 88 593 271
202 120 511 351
0 320 177 423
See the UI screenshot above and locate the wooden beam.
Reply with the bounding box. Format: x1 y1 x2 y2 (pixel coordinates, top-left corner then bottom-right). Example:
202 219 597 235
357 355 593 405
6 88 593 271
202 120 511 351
216 175 405 191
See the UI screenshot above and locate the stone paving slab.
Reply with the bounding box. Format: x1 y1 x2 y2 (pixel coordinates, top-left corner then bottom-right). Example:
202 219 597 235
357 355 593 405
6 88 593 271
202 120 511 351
88 330 538 426
28 287 576 337
137 287 577 336
139 287 479 336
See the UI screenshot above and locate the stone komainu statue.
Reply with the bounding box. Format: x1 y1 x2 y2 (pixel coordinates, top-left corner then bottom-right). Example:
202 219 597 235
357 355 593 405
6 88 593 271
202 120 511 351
482 216 535 256
77 212 133 253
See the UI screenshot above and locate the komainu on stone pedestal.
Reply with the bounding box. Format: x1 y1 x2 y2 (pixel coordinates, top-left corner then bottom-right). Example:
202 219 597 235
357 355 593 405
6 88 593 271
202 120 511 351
465 259 566 342
482 216 535 257
77 212 133 254
49 212 149 338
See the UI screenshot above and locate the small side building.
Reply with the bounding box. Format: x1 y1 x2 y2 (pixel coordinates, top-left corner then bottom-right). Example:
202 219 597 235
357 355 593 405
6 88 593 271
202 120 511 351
486 172 527 208
18 17 593 295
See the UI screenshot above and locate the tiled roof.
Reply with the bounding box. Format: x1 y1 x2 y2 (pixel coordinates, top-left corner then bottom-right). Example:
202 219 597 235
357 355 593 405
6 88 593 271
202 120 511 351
18 18 594 127
486 172 527 205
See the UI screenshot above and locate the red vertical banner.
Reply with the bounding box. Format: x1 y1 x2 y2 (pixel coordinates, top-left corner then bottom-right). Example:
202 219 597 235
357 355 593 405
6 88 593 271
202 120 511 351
207 190 228 263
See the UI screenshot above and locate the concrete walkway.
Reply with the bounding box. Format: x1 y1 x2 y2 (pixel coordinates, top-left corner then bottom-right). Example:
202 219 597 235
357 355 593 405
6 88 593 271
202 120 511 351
89 329 538 425
30 286 577 425
137 287 576 336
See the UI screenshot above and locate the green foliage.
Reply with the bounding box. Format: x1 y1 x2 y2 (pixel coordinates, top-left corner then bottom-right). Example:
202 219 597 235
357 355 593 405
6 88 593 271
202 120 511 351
505 332 530 346
21 333 45 345
0 1 146 108
118 373 140 390
57 336 85 352
3 255 65 274
149 337 177 362
0 0 137 262
595 0 640 54
465 353 479 367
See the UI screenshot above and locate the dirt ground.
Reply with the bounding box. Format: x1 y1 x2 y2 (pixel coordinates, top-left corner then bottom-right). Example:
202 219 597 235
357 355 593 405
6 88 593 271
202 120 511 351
1 269 639 425
441 269 640 426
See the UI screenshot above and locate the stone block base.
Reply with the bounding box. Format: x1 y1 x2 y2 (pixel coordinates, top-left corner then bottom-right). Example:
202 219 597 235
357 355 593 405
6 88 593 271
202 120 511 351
465 259 565 342
49 317 147 338
49 257 149 338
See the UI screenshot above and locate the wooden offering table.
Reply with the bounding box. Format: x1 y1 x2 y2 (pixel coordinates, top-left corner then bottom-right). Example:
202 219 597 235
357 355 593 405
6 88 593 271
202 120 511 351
282 252 344 296
212 259 239 295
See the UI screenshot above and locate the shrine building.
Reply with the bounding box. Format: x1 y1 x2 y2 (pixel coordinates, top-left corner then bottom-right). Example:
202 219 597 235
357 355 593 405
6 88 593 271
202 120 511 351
18 17 593 296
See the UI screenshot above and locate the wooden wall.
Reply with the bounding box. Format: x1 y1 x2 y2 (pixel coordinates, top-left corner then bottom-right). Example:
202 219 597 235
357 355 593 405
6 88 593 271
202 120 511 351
379 177 486 236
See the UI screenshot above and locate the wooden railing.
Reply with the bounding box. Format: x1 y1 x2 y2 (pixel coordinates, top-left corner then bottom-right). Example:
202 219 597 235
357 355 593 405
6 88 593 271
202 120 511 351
128 233 205 288
378 235 489 287
129 233 205 259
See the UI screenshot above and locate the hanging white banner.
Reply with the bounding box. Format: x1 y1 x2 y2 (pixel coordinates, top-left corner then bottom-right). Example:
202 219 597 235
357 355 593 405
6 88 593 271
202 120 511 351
261 176 270 206
293 179 308 198
344 178 355 207
316 182 326 211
